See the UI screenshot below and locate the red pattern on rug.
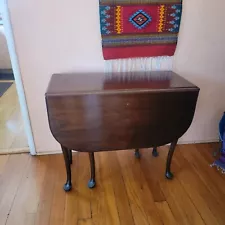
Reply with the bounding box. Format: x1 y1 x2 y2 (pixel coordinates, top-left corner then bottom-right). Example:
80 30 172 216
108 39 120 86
100 1 182 59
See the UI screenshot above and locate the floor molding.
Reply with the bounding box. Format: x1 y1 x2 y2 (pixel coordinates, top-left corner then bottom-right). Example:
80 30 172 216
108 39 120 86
36 140 219 156
178 139 219 145
0 147 29 155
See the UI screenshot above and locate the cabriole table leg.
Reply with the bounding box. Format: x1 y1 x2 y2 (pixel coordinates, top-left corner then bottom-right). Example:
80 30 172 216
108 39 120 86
165 139 178 179
88 152 96 188
134 149 141 158
68 149 72 164
152 147 159 157
61 145 72 192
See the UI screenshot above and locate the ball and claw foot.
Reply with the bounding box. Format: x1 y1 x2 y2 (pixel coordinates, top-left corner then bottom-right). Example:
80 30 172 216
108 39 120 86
165 171 174 180
88 179 96 189
63 181 72 192
152 148 159 157
134 149 141 159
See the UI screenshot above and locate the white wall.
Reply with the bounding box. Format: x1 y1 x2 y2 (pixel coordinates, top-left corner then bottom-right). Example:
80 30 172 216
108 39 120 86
173 0 225 143
7 0 225 153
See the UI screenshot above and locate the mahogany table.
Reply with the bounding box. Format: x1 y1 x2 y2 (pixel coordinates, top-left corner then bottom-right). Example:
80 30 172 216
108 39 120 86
45 71 199 191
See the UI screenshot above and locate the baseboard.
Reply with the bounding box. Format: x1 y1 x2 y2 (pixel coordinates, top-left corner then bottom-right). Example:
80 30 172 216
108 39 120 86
178 139 219 145
0 147 30 155
37 150 63 155
36 139 219 156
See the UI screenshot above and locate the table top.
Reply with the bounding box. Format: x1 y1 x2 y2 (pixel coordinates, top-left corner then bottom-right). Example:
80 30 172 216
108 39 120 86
46 71 199 96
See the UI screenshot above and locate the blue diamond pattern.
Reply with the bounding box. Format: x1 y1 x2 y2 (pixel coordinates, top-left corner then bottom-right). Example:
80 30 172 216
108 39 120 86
129 10 152 29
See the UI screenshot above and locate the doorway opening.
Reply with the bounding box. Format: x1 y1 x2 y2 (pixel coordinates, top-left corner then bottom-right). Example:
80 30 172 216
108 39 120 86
0 1 35 155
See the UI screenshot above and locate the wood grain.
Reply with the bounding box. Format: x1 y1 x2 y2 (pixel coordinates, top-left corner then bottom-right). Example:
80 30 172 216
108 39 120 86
105 152 135 225
46 72 199 152
0 82 28 153
0 154 29 225
77 153 92 220
0 154 9 174
1 143 225 225
35 156 59 225
95 152 120 225
155 201 177 225
49 155 66 225
63 153 79 225
6 156 49 225
118 150 163 225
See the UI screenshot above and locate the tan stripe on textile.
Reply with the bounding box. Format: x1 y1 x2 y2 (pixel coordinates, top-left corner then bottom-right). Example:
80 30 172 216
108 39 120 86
103 33 178 40
100 0 181 4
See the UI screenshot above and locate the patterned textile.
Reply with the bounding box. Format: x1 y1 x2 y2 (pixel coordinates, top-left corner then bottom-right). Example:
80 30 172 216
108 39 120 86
211 113 225 174
211 133 225 174
99 0 182 60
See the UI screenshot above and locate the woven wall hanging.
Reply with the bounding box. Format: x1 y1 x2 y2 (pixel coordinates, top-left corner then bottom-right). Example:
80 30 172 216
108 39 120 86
99 0 182 60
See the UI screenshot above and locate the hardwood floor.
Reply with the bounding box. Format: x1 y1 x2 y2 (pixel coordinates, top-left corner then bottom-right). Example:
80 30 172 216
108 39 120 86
0 81 28 153
0 143 225 225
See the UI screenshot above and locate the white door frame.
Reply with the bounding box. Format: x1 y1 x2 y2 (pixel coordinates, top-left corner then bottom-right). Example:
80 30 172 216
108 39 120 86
1 0 36 155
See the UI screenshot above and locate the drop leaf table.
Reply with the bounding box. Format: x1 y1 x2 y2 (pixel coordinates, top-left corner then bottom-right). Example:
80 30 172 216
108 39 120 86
45 71 199 191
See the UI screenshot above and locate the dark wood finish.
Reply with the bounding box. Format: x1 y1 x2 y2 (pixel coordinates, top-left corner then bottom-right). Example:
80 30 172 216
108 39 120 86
152 147 159 157
165 139 178 179
61 145 72 191
46 71 197 95
45 71 199 190
68 149 72 164
134 149 141 158
88 152 96 188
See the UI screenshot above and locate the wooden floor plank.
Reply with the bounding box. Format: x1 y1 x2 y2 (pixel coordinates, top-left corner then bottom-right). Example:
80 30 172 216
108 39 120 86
199 143 219 164
177 165 221 225
77 153 92 221
24 213 36 225
49 155 66 225
0 154 29 225
0 143 225 225
92 152 120 225
155 146 205 225
6 156 49 225
77 218 93 225
180 144 225 207
0 154 9 174
35 156 58 225
204 143 225 183
118 150 163 225
89 152 111 225
160 178 205 225
105 152 135 225
63 153 79 225
173 145 225 225
155 201 178 225
0 83 28 152
140 148 166 202
89 152 118 225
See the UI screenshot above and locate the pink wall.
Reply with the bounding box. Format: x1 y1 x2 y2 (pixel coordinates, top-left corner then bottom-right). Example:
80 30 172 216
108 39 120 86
8 0 225 153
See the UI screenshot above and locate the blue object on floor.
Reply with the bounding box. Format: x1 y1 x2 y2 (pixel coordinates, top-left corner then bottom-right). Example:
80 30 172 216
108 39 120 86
211 112 225 173
219 112 225 141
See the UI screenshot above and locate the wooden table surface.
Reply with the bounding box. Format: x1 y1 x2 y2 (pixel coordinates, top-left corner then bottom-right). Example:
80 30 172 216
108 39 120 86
46 71 199 152
46 71 197 96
